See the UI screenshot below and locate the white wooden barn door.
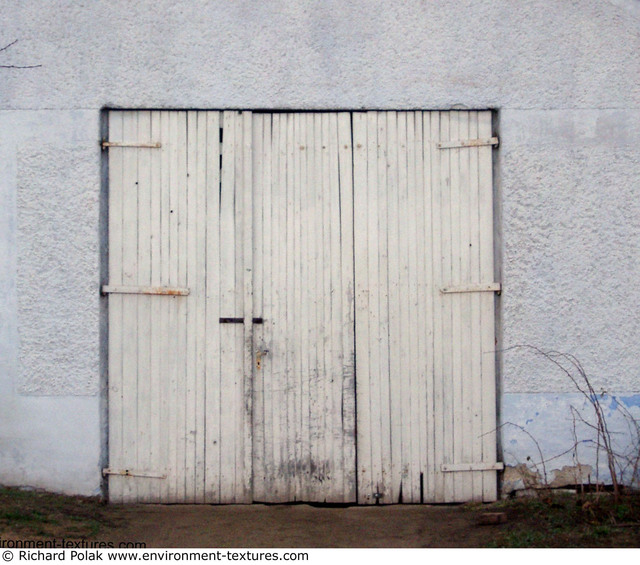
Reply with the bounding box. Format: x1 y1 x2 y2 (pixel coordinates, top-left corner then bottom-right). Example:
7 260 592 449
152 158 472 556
105 110 498 504
353 111 499 503
106 111 253 503
105 110 356 503
251 113 356 503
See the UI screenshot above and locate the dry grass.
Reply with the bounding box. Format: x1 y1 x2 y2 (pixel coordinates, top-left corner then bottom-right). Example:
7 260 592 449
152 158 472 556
0 487 122 541
477 491 640 547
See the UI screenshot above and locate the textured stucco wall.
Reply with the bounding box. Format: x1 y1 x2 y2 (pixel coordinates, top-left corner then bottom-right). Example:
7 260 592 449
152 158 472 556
0 110 103 494
1 0 639 111
1 0 639 495
500 109 640 393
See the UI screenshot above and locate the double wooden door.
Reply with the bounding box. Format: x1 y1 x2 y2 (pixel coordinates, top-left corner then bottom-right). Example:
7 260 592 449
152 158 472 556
105 110 499 504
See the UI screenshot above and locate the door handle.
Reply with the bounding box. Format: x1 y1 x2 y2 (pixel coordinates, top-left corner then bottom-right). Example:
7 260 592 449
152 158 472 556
256 349 269 370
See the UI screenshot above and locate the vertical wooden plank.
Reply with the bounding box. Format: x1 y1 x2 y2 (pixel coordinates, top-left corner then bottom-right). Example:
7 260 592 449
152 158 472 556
319 113 331 502
148 110 163 503
256 113 273 502
385 111 402 503
175 111 189 503
362 112 388 502
283 113 296 500
319 113 333 500
422 112 437 502
305 113 320 500
317 113 329 502
161 112 173 503
319 112 329 501
299 113 311 502
430 111 445 502
259 113 272 502
158 111 171 503
136 110 152 502
478 111 497 501
267 112 281 501
204 111 221 503
374 112 392 503
406 112 421 502
241 111 253 503
337 112 356 502
449 112 463 502
251 113 265 502
232 111 245 502
194 111 208 502
328 113 343 501
468 111 483 501
166 111 180 502
262 113 277 501
107 111 125 503
273 113 288 501
397 112 414 502
261 113 274 501
219 111 236 503
184 111 197 503
292 113 303 501
353 112 372 503
309 112 323 499
458 111 474 502
233 112 245 502
365 112 383 502
120 111 139 503
414 111 429 503
441 112 458 502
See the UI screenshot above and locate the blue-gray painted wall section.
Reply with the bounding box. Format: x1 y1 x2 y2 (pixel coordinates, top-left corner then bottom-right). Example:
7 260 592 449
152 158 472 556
502 393 640 489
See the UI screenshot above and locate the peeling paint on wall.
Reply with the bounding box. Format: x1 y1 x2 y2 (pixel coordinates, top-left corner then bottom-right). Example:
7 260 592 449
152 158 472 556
501 393 640 493
502 464 593 495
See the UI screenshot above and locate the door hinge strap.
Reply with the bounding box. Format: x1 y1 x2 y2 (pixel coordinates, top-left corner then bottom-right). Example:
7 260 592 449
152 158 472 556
441 462 504 472
102 468 167 479
101 140 162 150
438 137 499 149
101 285 190 296
440 283 501 294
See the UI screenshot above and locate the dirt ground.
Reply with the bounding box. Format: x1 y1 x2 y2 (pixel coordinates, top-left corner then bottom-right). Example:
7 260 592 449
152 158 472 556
0 487 497 548
1 487 639 548
101 503 492 548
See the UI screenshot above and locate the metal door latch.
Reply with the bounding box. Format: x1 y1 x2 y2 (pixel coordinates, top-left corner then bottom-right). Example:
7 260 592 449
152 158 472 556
256 349 269 370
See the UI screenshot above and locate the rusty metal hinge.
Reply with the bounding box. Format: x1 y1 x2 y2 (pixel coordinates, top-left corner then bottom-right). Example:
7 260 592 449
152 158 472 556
102 468 167 479
101 285 190 296
440 283 501 295
441 462 504 472
438 137 499 149
101 140 162 150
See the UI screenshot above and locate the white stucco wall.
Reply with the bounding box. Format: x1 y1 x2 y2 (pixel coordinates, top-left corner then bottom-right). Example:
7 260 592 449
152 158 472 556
1 0 639 496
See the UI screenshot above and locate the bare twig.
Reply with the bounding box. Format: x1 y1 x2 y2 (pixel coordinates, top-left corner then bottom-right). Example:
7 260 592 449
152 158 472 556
491 421 549 488
0 39 41 69
503 345 633 501
0 39 18 53
0 64 42 69
571 407 585 500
